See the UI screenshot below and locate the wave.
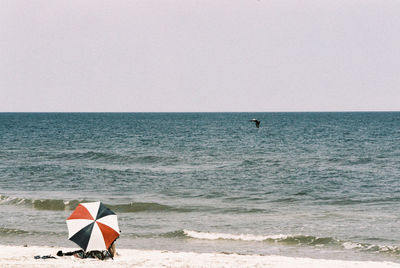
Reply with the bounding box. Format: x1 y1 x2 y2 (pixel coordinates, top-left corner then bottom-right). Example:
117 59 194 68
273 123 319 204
0 227 30 236
183 230 289 242
239 158 281 168
239 159 259 167
51 151 179 165
0 195 188 212
182 230 338 245
0 195 268 214
322 196 400 206
0 195 88 211
163 229 338 245
107 203 189 213
342 242 400 255
178 230 400 255
0 227 62 238
52 151 124 161
345 157 373 165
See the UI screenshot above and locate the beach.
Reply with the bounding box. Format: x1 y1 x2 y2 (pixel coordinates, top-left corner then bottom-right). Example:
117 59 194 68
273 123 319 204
2 0 400 264
1 245 400 268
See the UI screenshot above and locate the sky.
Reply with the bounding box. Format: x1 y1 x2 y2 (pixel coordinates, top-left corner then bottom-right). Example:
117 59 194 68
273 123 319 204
1 0 400 112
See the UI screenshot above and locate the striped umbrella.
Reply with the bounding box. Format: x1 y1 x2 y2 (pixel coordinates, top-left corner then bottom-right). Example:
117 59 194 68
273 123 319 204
66 201 120 251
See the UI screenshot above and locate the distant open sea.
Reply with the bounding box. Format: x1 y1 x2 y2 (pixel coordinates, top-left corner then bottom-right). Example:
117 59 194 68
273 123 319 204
1 112 400 262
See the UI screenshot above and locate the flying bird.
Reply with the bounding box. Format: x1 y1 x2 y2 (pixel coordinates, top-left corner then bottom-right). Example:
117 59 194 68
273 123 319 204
249 119 260 128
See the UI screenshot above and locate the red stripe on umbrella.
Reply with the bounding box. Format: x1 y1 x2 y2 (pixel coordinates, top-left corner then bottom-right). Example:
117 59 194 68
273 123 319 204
97 221 120 249
67 204 94 220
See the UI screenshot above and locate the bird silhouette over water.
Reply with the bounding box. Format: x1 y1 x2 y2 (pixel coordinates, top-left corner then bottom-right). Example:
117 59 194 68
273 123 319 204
249 119 260 128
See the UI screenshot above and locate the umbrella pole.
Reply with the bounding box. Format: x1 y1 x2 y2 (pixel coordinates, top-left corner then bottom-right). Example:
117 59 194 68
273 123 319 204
108 240 116 259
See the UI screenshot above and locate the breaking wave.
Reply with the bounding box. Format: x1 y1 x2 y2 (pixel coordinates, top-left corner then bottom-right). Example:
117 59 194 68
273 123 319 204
182 230 338 245
176 230 400 255
0 227 61 238
0 195 189 212
0 195 268 214
0 227 30 236
0 195 88 211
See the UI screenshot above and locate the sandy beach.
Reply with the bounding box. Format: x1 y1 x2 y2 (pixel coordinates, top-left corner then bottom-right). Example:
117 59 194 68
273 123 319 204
1 245 400 268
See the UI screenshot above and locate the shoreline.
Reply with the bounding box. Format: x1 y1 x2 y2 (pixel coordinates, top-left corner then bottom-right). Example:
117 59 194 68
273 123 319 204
1 245 400 268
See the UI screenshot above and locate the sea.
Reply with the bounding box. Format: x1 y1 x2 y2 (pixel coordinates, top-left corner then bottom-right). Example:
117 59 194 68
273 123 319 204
1 112 400 263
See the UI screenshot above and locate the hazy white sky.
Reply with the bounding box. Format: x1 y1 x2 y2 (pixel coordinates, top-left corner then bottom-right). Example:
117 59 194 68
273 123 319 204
1 0 399 112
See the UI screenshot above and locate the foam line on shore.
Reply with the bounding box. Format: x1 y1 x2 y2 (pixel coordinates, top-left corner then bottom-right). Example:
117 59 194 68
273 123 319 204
1 245 400 268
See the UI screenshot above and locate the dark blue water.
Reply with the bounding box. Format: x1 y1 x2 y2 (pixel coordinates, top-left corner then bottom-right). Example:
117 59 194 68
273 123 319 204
1 112 400 262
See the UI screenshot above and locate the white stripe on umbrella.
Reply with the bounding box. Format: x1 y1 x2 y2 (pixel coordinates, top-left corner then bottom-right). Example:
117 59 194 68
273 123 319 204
81 202 101 220
97 215 119 233
86 222 107 251
67 219 94 238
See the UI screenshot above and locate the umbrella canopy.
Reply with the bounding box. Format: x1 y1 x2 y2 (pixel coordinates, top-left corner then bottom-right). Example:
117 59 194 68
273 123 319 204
66 201 120 251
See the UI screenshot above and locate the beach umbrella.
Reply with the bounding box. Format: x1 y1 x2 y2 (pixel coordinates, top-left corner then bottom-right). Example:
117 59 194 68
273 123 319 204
66 201 120 251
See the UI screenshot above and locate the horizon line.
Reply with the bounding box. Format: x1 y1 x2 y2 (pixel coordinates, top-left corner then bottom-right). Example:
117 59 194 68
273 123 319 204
0 110 399 113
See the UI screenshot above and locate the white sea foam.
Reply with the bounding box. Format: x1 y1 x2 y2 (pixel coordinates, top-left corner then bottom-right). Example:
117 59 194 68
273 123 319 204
183 229 288 241
342 242 400 253
342 242 363 250
1 245 400 268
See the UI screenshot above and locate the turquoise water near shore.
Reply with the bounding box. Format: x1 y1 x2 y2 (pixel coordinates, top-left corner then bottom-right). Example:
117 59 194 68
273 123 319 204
1 112 400 262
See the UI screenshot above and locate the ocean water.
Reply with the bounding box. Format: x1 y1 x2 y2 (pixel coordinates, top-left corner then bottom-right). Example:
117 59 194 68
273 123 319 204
1 112 400 262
